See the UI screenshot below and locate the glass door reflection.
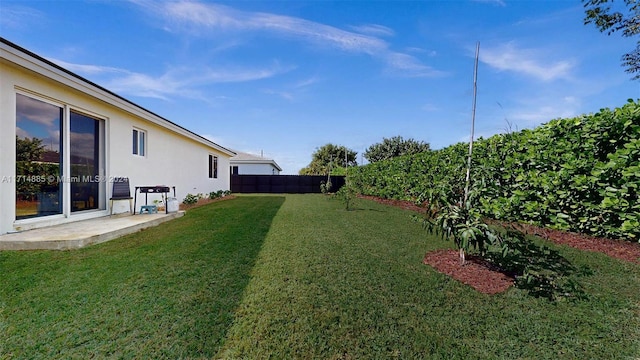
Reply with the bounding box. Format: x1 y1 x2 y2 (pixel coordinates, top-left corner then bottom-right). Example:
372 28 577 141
15 94 63 219
70 111 101 212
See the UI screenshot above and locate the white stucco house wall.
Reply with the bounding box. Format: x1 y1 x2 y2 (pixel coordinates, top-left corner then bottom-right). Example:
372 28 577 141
230 152 282 175
0 38 235 235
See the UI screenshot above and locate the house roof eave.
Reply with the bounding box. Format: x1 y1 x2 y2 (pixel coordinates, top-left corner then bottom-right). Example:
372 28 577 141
0 37 236 157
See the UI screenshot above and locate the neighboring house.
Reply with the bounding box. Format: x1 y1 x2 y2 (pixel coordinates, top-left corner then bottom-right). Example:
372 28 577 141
230 152 282 175
0 38 235 235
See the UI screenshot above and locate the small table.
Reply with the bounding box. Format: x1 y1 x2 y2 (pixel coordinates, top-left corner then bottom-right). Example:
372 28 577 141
134 186 175 214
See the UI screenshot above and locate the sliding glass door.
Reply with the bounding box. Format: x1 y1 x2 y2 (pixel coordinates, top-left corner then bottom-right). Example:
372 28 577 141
16 93 105 220
15 94 63 219
70 111 102 212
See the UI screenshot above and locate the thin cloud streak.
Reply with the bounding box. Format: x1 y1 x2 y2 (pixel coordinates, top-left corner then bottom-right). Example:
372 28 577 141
0 5 44 29
160 1 386 53
49 58 288 100
294 77 320 89
480 42 574 81
139 0 442 78
472 0 507 7
49 58 128 75
349 24 395 37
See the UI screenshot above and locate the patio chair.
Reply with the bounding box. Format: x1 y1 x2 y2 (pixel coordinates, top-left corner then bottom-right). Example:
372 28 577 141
110 177 133 215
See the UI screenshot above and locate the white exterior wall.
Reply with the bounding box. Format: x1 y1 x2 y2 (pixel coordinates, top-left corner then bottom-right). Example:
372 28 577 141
236 163 280 175
108 118 231 212
0 44 232 235
0 59 14 235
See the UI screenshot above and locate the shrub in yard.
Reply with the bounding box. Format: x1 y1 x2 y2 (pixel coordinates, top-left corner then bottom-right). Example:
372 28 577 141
334 182 357 210
209 190 224 199
484 229 589 301
183 193 199 205
418 186 588 301
320 179 332 194
353 100 640 241
418 186 500 264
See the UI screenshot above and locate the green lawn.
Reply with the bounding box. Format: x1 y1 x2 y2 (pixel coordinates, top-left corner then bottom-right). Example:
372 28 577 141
1 195 639 359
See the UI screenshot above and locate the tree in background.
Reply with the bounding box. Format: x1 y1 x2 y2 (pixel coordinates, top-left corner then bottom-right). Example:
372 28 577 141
583 0 640 79
15 136 54 201
16 136 45 162
364 136 430 163
299 143 358 175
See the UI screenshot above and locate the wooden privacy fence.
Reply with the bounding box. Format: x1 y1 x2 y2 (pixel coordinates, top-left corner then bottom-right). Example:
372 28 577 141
231 175 345 194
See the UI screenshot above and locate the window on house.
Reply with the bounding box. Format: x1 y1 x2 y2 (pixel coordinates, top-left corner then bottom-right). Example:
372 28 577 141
209 155 218 179
132 128 146 156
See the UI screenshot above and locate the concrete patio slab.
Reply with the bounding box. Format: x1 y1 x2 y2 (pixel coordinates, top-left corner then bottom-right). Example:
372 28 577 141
0 212 185 250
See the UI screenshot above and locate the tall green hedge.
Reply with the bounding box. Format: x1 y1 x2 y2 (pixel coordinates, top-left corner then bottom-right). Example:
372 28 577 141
351 100 640 241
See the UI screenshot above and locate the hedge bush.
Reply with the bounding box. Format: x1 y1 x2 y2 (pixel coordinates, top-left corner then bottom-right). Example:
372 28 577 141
350 100 640 241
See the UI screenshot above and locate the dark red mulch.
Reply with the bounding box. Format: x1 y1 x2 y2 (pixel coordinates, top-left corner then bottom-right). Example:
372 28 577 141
486 220 640 264
423 249 514 294
360 194 640 294
358 195 426 212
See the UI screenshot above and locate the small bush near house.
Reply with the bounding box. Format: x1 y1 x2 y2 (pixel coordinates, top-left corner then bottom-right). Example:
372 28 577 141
182 193 199 205
209 190 225 199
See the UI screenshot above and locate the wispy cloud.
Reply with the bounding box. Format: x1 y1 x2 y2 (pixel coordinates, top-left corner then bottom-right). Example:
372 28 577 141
472 0 507 7
155 1 386 53
262 89 294 101
421 103 440 112
349 24 395 37
16 94 60 127
49 58 289 100
49 58 128 75
262 76 321 101
135 0 442 78
294 76 320 89
480 42 574 81
455 95 581 145
510 101 580 124
384 53 447 77
0 5 44 29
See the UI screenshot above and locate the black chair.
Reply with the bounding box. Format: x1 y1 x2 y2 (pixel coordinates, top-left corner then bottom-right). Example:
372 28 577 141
109 177 133 215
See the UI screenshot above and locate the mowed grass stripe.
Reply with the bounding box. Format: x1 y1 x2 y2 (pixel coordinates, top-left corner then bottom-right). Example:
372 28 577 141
0 196 284 359
1 194 639 359
217 194 640 359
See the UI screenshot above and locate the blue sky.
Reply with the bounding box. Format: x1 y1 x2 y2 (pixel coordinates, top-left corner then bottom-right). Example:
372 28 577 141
2 0 638 174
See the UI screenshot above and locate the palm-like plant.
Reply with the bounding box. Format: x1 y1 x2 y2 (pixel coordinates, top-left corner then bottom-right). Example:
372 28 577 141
421 187 500 264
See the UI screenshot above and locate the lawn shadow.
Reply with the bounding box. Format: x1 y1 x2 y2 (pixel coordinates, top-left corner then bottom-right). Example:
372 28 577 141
331 196 389 212
485 229 592 301
342 205 386 212
177 196 286 356
0 196 287 358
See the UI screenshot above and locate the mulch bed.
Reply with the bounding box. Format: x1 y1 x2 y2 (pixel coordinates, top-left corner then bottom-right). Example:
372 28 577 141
359 195 426 212
360 195 640 294
486 220 640 265
423 249 514 294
